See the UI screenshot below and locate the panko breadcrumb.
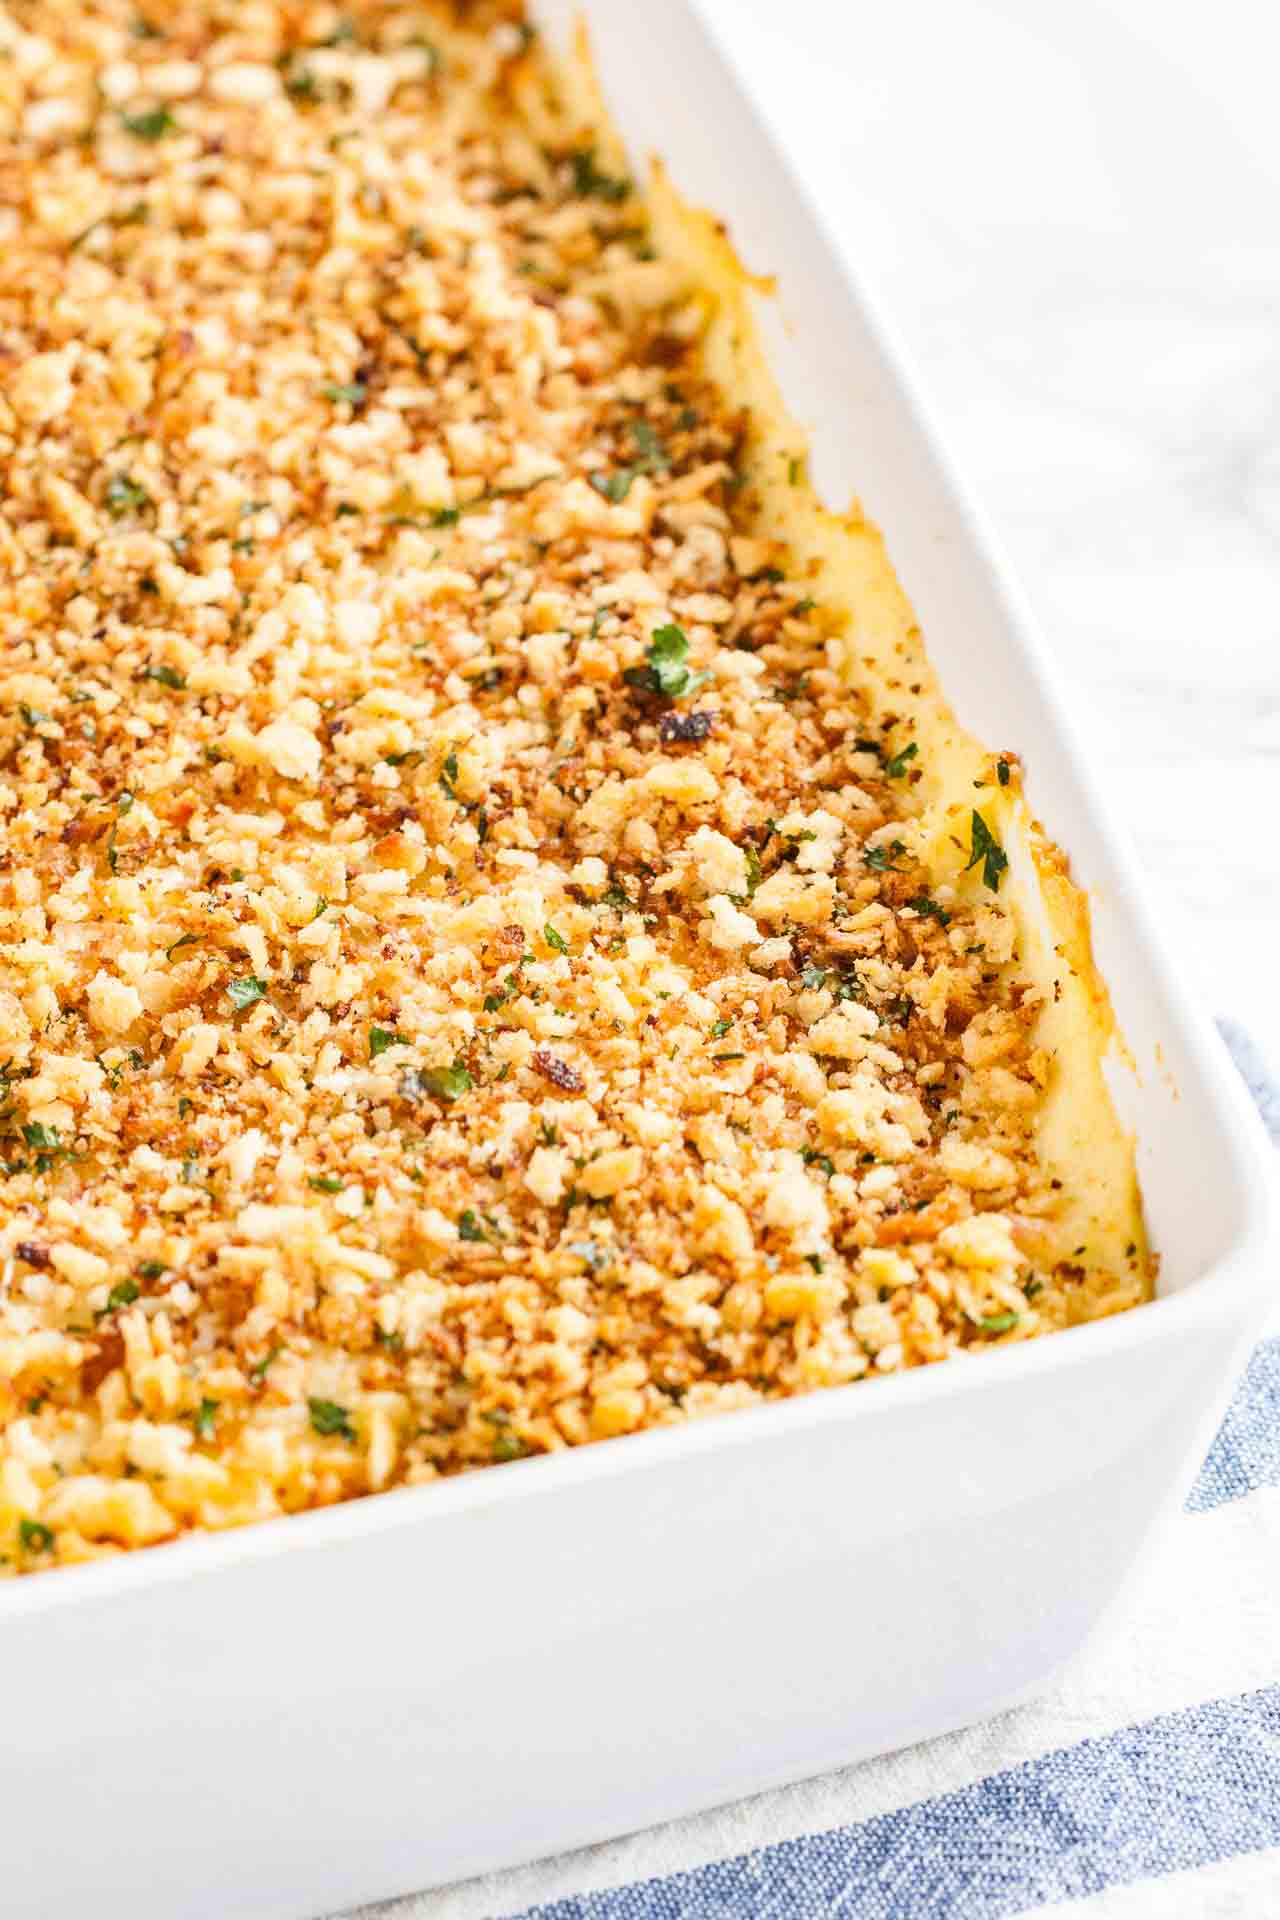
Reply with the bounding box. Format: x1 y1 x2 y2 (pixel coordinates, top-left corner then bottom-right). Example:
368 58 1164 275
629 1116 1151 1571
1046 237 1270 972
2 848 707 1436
0 0 1147 1575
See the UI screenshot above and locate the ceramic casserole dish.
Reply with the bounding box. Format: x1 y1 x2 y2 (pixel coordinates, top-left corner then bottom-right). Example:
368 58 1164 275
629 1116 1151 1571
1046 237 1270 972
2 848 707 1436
1 3 1274 1915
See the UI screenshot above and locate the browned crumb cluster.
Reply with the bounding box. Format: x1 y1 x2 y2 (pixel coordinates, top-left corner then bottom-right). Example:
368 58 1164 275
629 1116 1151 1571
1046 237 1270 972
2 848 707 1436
0 0 1143 1573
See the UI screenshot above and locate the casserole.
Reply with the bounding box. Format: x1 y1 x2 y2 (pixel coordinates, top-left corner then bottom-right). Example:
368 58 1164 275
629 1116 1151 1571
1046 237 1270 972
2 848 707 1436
0 1 1274 1914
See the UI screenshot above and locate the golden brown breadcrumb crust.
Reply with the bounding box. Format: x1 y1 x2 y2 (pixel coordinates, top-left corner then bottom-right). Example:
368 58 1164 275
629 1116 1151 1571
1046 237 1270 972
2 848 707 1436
0 0 1146 1573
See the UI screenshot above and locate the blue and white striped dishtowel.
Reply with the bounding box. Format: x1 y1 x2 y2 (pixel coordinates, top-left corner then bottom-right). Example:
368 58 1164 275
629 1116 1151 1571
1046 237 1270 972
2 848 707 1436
377 1021 1280 1920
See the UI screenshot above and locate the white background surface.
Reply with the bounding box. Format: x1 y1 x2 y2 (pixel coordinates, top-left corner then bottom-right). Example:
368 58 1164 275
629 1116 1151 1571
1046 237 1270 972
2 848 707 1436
699 0 1280 1071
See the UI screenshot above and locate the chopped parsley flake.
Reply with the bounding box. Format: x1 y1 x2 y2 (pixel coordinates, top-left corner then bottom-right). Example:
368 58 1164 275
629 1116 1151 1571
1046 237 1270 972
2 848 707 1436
623 623 710 702
19 1519 54 1554
249 1346 281 1385
121 106 175 140
105 472 151 517
308 1397 355 1439
227 975 267 1010
865 838 906 873
589 469 635 504
421 1060 473 1102
569 146 630 202
906 894 952 924
965 811 1008 891
543 922 570 954
883 740 919 779
369 1025 398 1058
321 381 368 407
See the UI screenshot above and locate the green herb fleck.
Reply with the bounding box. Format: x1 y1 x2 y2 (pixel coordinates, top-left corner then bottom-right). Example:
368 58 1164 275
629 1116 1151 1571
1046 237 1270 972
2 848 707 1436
979 1311 1019 1335
906 894 952 924
308 1397 355 1440
105 472 151 517
864 838 906 873
628 418 670 470
492 1431 527 1462
422 1060 472 1103
321 381 367 407
997 758 1012 787
623 624 711 703
19 1519 54 1555
308 1174 345 1194
369 1025 397 1058
569 147 630 203
283 63 322 102
193 1398 218 1441
121 106 175 140
105 1278 140 1312
883 740 919 779
249 1345 281 1385
965 810 1008 891
227 975 267 1011
139 663 186 690
458 1209 486 1242
708 1016 733 1041
543 922 569 955
165 933 201 961
138 1260 166 1279
588 469 634 504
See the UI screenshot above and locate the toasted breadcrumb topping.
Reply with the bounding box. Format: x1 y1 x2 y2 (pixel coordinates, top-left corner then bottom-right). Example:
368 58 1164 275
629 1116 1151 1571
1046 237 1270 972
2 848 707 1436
0 0 1144 1573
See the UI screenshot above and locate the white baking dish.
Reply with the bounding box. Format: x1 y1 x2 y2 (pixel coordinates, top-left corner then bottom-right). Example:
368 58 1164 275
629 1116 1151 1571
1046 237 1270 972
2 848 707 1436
4 5 1275 1916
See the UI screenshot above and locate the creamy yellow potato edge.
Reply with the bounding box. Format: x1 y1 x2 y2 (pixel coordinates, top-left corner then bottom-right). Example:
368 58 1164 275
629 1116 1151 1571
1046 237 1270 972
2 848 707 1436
551 22 1149 1285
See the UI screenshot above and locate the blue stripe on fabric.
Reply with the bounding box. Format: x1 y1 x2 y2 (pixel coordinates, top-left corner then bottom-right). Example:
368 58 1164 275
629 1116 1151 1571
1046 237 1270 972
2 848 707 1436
1217 1017 1280 1142
520 1686 1280 1919
1187 1335 1280 1513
